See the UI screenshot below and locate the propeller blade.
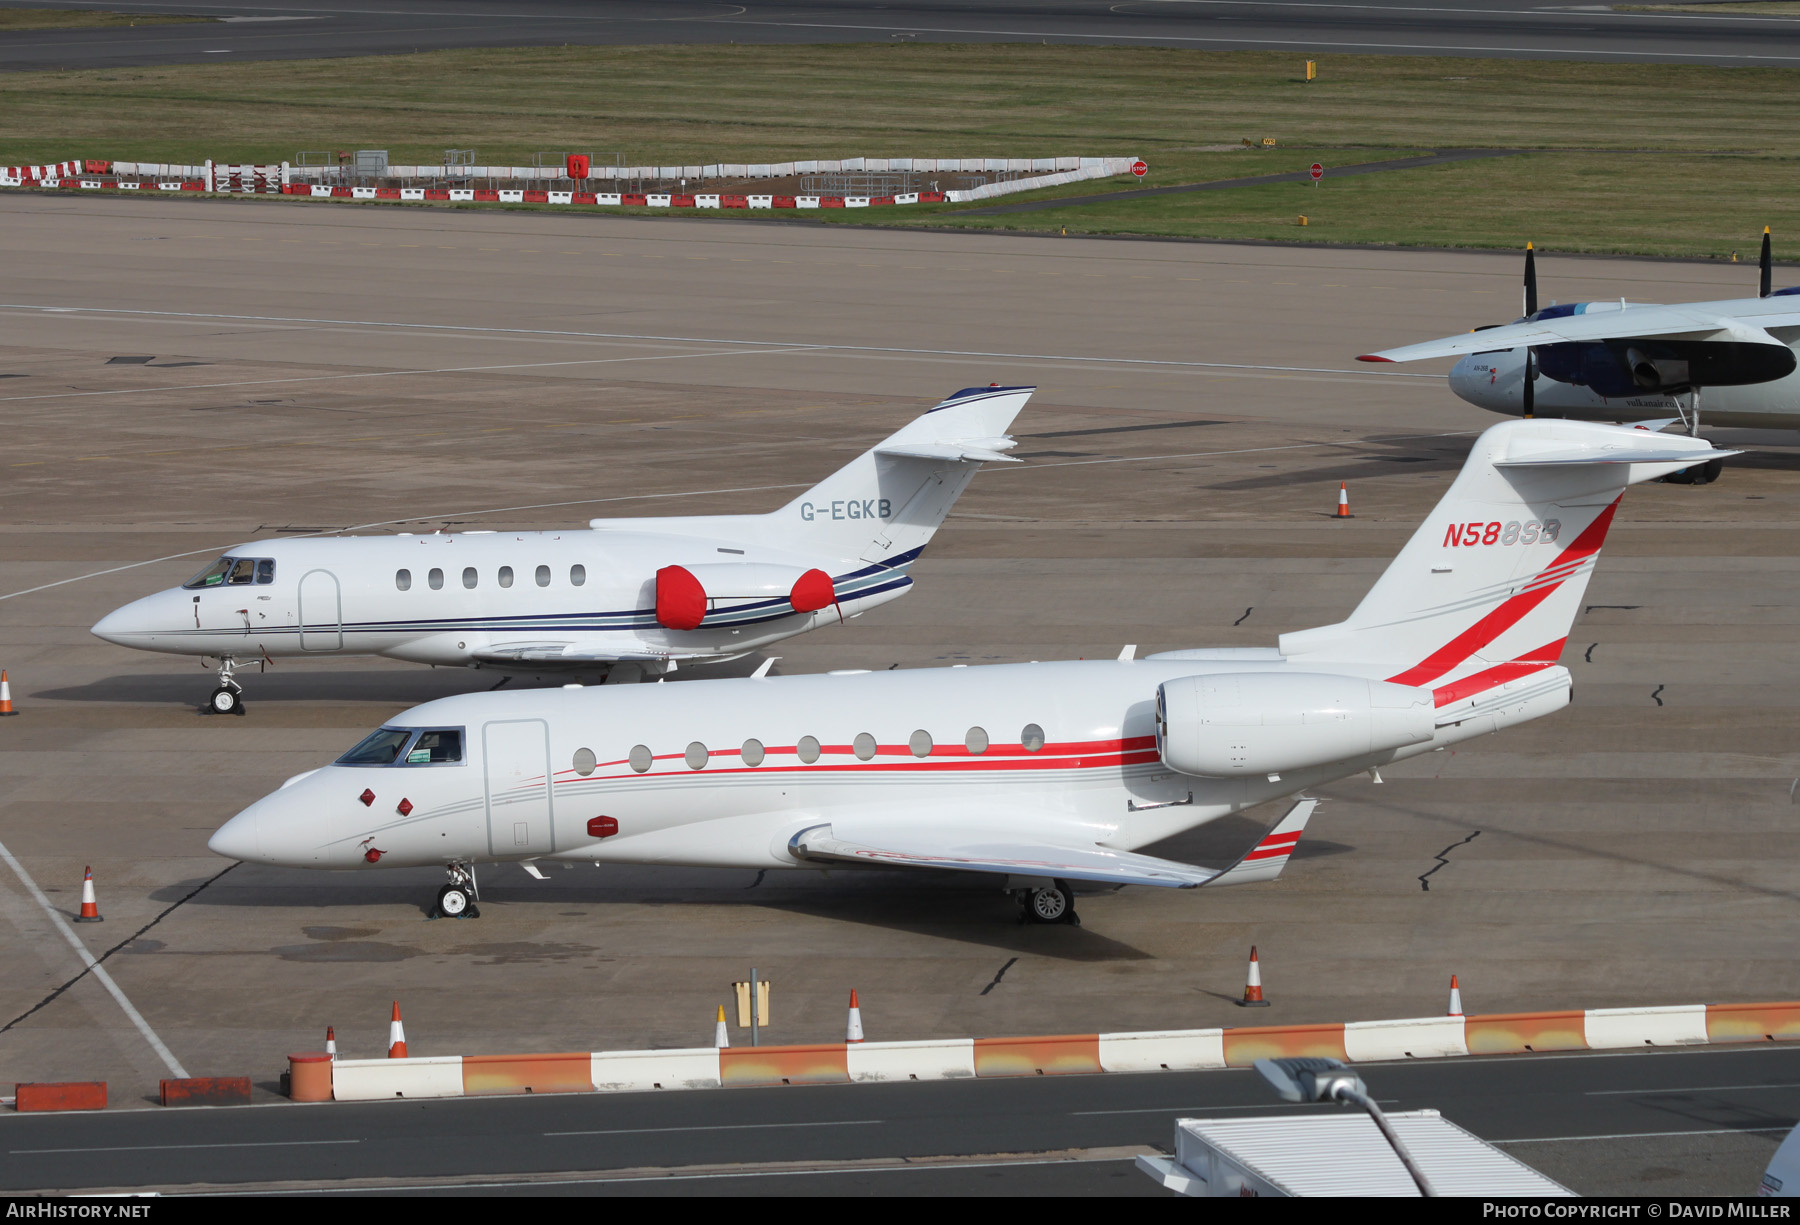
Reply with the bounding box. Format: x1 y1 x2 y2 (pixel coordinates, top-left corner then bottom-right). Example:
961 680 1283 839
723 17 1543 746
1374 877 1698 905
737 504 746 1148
1523 347 1535 419
1762 226 1773 298
1523 241 1538 318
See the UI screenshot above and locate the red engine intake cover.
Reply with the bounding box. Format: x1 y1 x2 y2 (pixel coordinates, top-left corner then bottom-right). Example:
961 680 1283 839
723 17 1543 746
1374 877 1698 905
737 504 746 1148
789 568 836 614
588 816 619 838
655 565 706 630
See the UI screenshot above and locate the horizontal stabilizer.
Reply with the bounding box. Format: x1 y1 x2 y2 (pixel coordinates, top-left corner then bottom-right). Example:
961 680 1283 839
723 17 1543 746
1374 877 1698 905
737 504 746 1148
1200 798 1318 888
875 438 1021 464
789 822 1217 888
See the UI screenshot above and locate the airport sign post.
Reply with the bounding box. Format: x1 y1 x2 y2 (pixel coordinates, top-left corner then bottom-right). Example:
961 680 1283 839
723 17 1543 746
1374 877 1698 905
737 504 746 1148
1311 163 1324 188
1132 160 1148 177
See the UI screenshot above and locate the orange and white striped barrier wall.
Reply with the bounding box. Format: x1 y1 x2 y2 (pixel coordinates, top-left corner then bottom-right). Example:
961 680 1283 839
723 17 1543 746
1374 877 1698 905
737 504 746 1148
310 999 1800 1103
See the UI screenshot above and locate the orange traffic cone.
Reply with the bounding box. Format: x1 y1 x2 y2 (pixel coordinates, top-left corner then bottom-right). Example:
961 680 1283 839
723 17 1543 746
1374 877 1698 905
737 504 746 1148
0 670 15 715
387 1001 408 1059
326 1026 337 1061
75 866 103 923
713 1005 730 1050
846 990 864 1043
1334 482 1352 519
1237 946 1270 1007
1448 975 1464 1018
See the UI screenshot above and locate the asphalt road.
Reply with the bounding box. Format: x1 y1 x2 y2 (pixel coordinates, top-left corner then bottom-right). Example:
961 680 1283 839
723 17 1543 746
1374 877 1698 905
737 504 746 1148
3 0 1800 70
5 1045 1796 1195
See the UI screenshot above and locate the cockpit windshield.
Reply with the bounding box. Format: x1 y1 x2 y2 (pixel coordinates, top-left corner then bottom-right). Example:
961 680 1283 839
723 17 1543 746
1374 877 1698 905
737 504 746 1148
182 556 276 589
335 727 465 767
336 728 414 766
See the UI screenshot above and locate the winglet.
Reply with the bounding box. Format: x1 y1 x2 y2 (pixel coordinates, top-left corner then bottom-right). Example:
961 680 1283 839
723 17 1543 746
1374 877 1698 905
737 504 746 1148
751 657 779 679
1202 798 1318 887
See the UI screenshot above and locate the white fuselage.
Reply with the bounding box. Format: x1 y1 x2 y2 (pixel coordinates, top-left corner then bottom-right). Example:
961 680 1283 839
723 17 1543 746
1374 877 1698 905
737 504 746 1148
209 657 1569 873
91 529 916 670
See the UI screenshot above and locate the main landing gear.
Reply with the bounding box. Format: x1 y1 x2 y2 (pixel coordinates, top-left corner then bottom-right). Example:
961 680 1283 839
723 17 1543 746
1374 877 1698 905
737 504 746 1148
205 656 244 716
1013 878 1081 926
429 862 480 919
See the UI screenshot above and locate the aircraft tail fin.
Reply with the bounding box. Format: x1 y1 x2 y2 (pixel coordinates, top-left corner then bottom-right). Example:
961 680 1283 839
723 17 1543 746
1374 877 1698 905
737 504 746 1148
1278 420 1736 696
768 385 1031 562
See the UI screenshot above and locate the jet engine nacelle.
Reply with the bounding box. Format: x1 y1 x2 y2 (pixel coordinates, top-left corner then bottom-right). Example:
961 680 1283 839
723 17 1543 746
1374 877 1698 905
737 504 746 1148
655 563 836 630
1155 671 1436 778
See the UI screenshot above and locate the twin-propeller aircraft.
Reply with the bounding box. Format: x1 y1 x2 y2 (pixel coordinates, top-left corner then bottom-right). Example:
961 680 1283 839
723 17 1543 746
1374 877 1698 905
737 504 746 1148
208 419 1734 925
92 386 1029 713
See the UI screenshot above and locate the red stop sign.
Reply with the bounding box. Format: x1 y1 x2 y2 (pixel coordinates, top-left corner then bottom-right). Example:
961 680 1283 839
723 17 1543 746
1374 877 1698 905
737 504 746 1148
1132 159 1148 177
1310 163 1324 180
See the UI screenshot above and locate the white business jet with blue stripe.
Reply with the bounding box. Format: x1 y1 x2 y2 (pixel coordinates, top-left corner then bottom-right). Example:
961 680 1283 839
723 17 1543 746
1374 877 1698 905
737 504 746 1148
210 418 1733 925
92 386 1029 714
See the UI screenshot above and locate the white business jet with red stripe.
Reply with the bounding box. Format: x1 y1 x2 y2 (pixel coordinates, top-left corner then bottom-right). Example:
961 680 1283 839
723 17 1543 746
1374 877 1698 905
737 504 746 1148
209 418 1732 925
91 386 1028 714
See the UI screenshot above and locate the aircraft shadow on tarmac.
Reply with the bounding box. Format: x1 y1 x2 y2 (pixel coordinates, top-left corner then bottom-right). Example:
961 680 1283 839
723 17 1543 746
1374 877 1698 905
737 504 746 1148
38 656 777 706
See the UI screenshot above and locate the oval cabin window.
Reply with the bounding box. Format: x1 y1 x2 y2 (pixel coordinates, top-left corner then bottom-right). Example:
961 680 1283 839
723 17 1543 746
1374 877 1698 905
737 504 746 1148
797 736 821 764
628 745 653 773
909 730 933 758
462 567 478 590
572 747 597 776
685 741 709 770
741 739 765 766
571 564 586 587
536 565 552 587
965 726 989 754
498 566 514 589
1021 723 1046 753
395 569 411 591
428 568 444 591
854 733 878 761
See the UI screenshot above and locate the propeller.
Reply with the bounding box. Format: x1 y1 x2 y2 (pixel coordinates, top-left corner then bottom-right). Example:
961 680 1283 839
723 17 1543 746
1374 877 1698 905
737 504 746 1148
1522 242 1538 419
1761 225 1773 298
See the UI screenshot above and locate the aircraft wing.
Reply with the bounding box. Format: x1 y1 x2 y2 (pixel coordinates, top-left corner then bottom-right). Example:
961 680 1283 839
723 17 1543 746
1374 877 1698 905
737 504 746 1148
875 435 1021 464
1360 305 1800 363
787 798 1317 890
472 640 702 664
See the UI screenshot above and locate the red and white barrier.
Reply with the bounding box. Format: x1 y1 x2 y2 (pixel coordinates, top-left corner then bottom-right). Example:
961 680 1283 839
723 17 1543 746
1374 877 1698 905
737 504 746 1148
315 998 1800 1103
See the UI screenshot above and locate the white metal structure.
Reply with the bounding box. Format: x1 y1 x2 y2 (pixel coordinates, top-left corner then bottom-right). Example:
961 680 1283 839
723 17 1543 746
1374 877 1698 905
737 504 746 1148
92 386 1029 713
208 419 1732 922
1137 1111 1572 1196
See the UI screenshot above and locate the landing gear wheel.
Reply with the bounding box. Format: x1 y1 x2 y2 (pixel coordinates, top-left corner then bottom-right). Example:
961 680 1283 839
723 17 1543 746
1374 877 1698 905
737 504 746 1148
434 883 474 919
1697 457 1724 485
208 686 243 716
1024 880 1080 926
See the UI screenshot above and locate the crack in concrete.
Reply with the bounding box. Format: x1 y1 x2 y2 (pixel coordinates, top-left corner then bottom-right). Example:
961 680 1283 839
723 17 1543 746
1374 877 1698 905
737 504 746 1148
1419 831 1481 892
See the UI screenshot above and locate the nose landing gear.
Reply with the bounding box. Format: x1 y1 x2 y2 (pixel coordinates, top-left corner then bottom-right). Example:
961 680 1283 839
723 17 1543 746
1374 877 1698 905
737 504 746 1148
430 862 480 919
205 656 244 716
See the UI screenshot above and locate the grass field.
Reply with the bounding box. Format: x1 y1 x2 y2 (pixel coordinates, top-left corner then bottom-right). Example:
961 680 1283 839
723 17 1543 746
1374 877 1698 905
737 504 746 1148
2 43 1798 256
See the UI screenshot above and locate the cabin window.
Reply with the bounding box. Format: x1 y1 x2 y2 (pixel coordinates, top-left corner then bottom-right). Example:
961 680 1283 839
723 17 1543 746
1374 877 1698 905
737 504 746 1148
572 747 597 776
403 729 463 765
536 565 552 587
854 732 878 761
965 726 989 755
428 568 444 591
462 567 478 590
336 727 413 766
1021 723 1046 753
628 745 653 773
685 741 710 770
395 569 411 591
741 738 765 766
182 557 234 589
255 559 276 584
797 736 821 764
498 566 513 589
570 564 586 587
909 730 933 758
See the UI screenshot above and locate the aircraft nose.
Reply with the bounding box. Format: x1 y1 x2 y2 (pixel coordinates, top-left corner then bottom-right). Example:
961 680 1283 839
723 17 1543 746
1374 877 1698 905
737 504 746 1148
1448 353 1515 416
208 806 263 862
91 590 180 645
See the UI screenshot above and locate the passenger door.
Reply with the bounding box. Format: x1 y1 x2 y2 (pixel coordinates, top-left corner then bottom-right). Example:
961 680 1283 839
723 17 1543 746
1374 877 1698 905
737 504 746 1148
483 719 554 858
297 569 342 651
